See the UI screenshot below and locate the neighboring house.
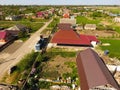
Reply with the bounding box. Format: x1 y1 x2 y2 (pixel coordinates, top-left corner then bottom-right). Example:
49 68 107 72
84 24 96 30
75 25 83 30
0 12 3 15
60 18 76 26
50 30 98 47
63 13 70 18
7 24 30 36
109 13 118 17
25 13 34 18
0 31 12 44
113 17 120 22
36 12 44 18
58 23 73 30
5 15 21 21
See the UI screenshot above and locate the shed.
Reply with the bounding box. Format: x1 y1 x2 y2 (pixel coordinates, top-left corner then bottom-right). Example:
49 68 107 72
76 48 120 90
84 24 96 30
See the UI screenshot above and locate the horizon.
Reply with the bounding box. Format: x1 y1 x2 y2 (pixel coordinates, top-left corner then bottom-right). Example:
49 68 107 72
0 0 120 5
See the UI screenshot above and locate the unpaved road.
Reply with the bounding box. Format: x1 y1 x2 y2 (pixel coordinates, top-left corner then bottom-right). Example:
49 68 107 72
0 19 53 79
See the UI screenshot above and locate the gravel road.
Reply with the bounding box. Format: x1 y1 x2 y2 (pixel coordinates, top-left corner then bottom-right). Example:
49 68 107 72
0 19 53 80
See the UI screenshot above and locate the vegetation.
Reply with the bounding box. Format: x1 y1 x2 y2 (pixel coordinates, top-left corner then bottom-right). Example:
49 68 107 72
0 20 44 32
41 17 59 34
47 48 76 58
100 38 120 59
48 17 59 28
64 62 78 80
76 16 100 25
91 11 107 18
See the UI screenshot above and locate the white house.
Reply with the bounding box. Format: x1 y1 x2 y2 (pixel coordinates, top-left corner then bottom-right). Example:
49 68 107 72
113 17 120 23
84 24 96 30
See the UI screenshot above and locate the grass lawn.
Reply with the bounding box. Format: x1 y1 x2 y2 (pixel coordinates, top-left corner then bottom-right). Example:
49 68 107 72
48 18 59 28
0 20 44 32
100 38 120 59
76 16 100 25
112 26 120 34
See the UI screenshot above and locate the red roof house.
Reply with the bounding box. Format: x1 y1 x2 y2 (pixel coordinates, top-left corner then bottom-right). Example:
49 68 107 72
36 12 44 18
51 30 99 46
0 31 12 43
63 13 70 18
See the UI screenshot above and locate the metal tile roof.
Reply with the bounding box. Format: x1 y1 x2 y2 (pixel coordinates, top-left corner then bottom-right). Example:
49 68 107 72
76 48 120 90
51 30 98 46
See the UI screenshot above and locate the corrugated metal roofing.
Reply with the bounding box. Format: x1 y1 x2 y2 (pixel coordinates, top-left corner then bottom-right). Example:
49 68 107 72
58 23 73 30
76 48 120 90
51 30 98 46
51 30 91 45
0 31 7 39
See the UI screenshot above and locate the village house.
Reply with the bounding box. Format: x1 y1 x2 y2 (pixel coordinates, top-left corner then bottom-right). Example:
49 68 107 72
84 24 96 30
113 17 120 23
0 11 3 15
60 18 76 26
24 13 35 18
75 25 84 30
0 31 13 45
49 30 98 48
36 11 49 19
5 15 22 21
63 13 70 18
6 24 30 36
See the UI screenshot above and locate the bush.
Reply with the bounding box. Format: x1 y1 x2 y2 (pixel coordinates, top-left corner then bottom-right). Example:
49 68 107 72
39 81 51 89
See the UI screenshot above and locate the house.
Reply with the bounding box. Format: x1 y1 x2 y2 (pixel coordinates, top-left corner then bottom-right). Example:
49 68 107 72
58 23 73 30
60 18 76 26
0 31 12 44
113 17 120 22
63 13 70 18
50 30 98 47
36 11 49 19
7 24 30 36
25 13 34 18
76 48 120 90
0 12 3 15
109 13 118 17
84 24 96 30
75 25 83 30
5 15 22 21
36 12 44 18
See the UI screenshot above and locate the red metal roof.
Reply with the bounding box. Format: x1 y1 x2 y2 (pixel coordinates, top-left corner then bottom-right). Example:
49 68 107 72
86 35 99 42
63 13 70 18
0 31 7 39
58 23 73 30
76 48 120 90
51 30 98 46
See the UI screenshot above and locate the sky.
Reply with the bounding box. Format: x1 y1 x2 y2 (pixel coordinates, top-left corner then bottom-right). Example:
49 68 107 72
0 0 120 5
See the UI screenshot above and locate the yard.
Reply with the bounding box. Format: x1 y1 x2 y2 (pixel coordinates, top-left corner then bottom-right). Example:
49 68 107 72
100 38 120 59
0 20 44 32
76 16 100 25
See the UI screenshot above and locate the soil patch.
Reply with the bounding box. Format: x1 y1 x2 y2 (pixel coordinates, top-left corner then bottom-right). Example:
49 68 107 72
41 55 76 79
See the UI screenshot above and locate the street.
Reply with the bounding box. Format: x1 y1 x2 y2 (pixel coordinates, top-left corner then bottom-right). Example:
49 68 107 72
0 19 53 80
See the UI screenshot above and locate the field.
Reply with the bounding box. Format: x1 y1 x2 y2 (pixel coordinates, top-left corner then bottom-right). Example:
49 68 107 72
0 20 44 32
76 16 100 25
100 38 120 59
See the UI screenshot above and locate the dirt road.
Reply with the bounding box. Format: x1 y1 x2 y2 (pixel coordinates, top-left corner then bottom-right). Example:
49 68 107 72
0 19 53 79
